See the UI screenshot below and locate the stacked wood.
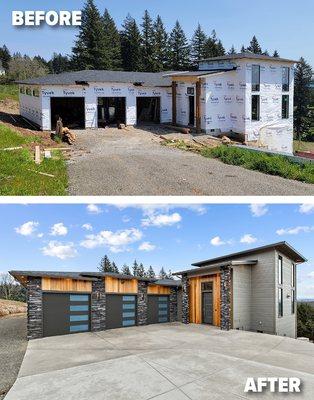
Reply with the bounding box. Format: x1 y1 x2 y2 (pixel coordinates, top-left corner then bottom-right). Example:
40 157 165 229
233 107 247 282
62 127 76 145
163 125 191 134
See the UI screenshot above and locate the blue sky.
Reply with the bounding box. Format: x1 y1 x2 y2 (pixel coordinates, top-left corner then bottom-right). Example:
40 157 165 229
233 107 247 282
0 203 314 299
0 0 313 66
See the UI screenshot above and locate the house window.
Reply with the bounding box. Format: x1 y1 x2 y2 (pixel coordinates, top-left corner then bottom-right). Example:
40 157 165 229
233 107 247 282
251 95 260 121
19 86 25 94
291 263 295 287
282 67 290 92
278 255 283 285
291 289 295 314
25 87 32 96
252 65 260 91
282 95 289 119
278 288 283 317
32 88 39 97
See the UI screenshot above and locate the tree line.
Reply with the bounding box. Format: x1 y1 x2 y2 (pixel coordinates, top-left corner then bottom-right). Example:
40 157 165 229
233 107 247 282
297 302 314 342
0 273 26 302
98 255 173 280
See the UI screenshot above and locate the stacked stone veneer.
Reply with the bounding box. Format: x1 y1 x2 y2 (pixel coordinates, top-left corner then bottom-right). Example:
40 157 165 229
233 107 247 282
91 280 106 332
182 275 189 324
220 266 232 330
169 287 178 322
137 281 148 325
27 277 43 340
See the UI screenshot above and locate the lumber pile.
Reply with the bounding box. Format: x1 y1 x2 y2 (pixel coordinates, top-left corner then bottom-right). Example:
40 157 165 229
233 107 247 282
62 127 76 145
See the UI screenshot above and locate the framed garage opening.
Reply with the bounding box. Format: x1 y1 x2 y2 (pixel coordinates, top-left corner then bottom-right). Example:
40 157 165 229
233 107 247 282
97 97 126 127
106 294 137 329
50 97 85 130
136 97 160 124
43 292 91 337
148 295 169 324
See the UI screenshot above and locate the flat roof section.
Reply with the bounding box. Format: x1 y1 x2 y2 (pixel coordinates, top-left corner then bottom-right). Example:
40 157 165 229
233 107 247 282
199 52 299 64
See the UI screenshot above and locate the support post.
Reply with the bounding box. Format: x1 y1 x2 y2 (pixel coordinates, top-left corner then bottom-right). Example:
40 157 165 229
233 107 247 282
172 81 177 126
195 79 201 134
27 277 43 340
182 274 189 324
137 281 148 325
91 279 106 332
220 266 232 330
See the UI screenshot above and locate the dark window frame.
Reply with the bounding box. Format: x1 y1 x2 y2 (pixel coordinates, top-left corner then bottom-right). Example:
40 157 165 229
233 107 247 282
282 95 289 119
282 67 290 92
278 288 283 317
251 95 260 121
291 289 295 314
291 263 295 287
252 65 260 92
278 255 283 285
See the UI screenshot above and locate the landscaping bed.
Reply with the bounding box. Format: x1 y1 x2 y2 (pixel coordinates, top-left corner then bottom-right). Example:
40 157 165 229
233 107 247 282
163 139 314 184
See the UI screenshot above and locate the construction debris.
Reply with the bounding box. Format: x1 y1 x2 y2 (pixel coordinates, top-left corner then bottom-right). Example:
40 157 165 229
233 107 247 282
35 146 41 164
0 146 23 151
221 135 232 144
117 123 126 130
163 125 191 134
44 150 52 159
27 169 55 178
62 127 76 145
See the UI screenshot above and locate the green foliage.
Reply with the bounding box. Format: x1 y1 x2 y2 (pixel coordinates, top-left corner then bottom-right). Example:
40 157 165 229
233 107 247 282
8 55 49 81
102 9 122 70
0 45 11 71
168 21 190 70
159 267 167 279
0 273 26 302
273 50 280 57
121 264 132 275
0 84 19 101
247 35 262 54
294 58 313 138
120 14 143 71
190 24 207 67
132 259 139 276
297 303 314 341
48 53 70 74
228 45 236 55
99 255 112 272
137 263 145 277
141 10 155 72
152 15 169 72
147 266 156 279
203 30 225 58
111 262 119 274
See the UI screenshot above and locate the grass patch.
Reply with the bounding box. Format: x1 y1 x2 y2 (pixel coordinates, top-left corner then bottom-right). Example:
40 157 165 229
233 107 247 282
0 84 19 101
294 140 314 152
0 124 68 195
165 140 314 184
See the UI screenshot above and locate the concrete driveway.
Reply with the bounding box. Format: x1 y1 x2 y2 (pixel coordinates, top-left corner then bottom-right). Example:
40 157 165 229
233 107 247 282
5 323 314 400
67 128 314 195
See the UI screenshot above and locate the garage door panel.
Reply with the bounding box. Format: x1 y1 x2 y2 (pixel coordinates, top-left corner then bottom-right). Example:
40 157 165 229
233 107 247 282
148 295 169 324
106 295 137 329
43 293 90 337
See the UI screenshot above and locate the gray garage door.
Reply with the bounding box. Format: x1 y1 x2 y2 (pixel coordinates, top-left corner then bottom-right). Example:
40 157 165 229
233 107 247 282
43 293 91 337
106 295 137 329
148 295 169 324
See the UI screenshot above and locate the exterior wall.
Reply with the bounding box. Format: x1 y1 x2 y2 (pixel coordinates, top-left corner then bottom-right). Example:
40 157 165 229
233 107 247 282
182 275 189 324
275 251 296 338
137 281 148 325
91 280 106 332
27 277 43 340
105 276 138 294
169 287 178 322
19 88 43 128
38 83 172 131
232 265 251 331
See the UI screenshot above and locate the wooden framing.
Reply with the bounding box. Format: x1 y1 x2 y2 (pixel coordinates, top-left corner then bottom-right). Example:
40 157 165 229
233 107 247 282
42 277 92 293
105 276 138 294
188 274 221 326
172 81 177 125
147 285 171 295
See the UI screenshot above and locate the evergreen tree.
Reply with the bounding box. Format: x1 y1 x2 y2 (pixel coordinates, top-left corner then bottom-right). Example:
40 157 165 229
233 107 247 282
111 261 119 274
152 15 169 71
0 45 11 71
247 35 262 54
34 55 49 68
273 50 280 57
166 270 174 280
228 45 236 55
263 49 270 56
99 255 112 272
203 30 224 58
71 0 107 70
241 45 246 53
216 40 225 56
147 266 156 279
190 23 207 68
132 259 139 276
102 9 122 70
121 264 132 275
141 10 154 71
48 53 70 74
137 263 145 277
159 267 167 279
168 21 190 70
294 57 313 140
120 14 143 71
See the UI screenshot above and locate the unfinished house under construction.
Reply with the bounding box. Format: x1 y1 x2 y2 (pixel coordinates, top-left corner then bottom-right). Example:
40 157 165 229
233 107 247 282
17 53 297 153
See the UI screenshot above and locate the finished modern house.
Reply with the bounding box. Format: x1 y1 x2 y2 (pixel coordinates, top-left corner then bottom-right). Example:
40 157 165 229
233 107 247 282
10 242 306 340
17 53 296 153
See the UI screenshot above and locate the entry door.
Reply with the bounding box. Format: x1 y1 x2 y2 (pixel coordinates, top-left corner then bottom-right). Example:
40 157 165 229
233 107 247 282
43 293 91 337
202 286 213 324
188 96 195 125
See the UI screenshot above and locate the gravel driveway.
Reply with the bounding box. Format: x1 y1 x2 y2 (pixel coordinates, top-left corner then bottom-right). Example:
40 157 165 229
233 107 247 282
67 127 314 196
0 315 27 400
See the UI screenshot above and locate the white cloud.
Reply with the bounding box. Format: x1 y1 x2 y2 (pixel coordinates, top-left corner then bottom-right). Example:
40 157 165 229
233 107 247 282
37 233 44 238
80 228 143 253
276 226 314 235
240 234 258 244
139 242 156 252
142 212 182 227
82 223 93 231
250 204 268 217
42 241 77 260
308 271 314 279
210 236 225 246
50 222 68 236
113 204 207 216
15 221 39 236
87 204 103 214
299 204 314 214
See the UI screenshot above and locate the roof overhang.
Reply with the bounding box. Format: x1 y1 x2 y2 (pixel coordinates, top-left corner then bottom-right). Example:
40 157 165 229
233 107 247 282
173 260 258 277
